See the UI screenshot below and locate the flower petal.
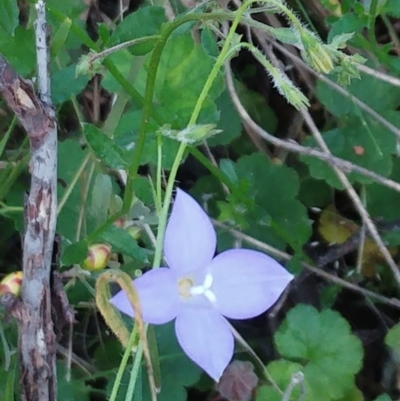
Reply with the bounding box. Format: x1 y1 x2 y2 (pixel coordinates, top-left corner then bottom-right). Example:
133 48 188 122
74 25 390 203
164 189 216 275
209 249 293 319
175 307 234 381
110 268 181 324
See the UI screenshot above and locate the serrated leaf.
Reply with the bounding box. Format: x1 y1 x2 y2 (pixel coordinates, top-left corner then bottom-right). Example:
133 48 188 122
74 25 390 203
83 123 128 169
385 323 400 350
114 109 183 169
327 13 367 45
97 225 148 263
367 158 400 221
336 386 363 401
208 90 242 147
329 32 355 49
0 26 36 75
317 72 400 116
275 305 363 400
256 360 305 401
235 153 311 250
153 33 224 126
300 119 395 190
0 0 18 35
110 6 166 55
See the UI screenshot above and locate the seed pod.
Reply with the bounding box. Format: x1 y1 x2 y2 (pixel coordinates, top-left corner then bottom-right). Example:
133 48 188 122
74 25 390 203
81 244 112 271
0 271 23 296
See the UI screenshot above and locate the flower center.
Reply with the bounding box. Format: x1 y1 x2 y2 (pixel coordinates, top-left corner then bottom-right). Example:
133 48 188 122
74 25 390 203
177 273 217 304
178 278 194 298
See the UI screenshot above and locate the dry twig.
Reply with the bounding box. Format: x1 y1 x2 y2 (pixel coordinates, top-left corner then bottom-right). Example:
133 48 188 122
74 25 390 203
0 2 58 400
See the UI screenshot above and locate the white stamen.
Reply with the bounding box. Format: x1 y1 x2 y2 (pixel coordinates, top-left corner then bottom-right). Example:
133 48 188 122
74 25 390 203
189 273 217 303
203 273 213 289
204 289 217 304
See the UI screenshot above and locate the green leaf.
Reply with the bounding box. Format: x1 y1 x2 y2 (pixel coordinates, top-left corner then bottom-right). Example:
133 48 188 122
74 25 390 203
110 6 166 55
208 90 242 147
91 173 113 225
4 359 16 401
52 64 90 104
385 322 400 350
153 33 224 126
372 395 392 401
235 153 311 250
58 140 97 243
327 13 367 46
275 305 363 400
336 386 363 401
57 363 90 401
114 110 182 169
97 225 148 263
83 123 128 169
201 27 219 57
316 72 400 116
300 116 395 190
235 80 278 134
101 50 136 93
0 26 35 75
51 17 72 57
0 0 18 35
61 240 88 265
256 360 305 401
367 158 400 221
382 0 400 16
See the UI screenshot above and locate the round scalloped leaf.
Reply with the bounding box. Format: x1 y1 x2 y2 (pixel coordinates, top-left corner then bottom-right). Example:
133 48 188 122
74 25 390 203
300 120 394 190
385 323 400 351
275 305 363 400
256 360 305 401
235 153 311 250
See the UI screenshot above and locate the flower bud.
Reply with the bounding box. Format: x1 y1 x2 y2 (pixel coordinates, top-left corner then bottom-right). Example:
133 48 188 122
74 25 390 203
271 69 310 110
127 225 142 240
299 30 334 74
81 244 112 271
0 271 23 296
113 217 126 229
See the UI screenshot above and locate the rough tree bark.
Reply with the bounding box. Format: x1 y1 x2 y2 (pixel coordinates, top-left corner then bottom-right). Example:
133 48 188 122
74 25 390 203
0 1 58 400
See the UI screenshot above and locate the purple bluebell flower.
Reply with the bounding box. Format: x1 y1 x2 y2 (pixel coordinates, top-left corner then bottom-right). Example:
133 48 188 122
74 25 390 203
110 189 293 381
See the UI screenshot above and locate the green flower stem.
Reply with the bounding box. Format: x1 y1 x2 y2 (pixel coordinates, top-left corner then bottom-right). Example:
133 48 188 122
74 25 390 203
265 0 304 32
124 344 144 401
151 0 256 270
87 35 161 65
109 326 139 401
156 135 163 211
